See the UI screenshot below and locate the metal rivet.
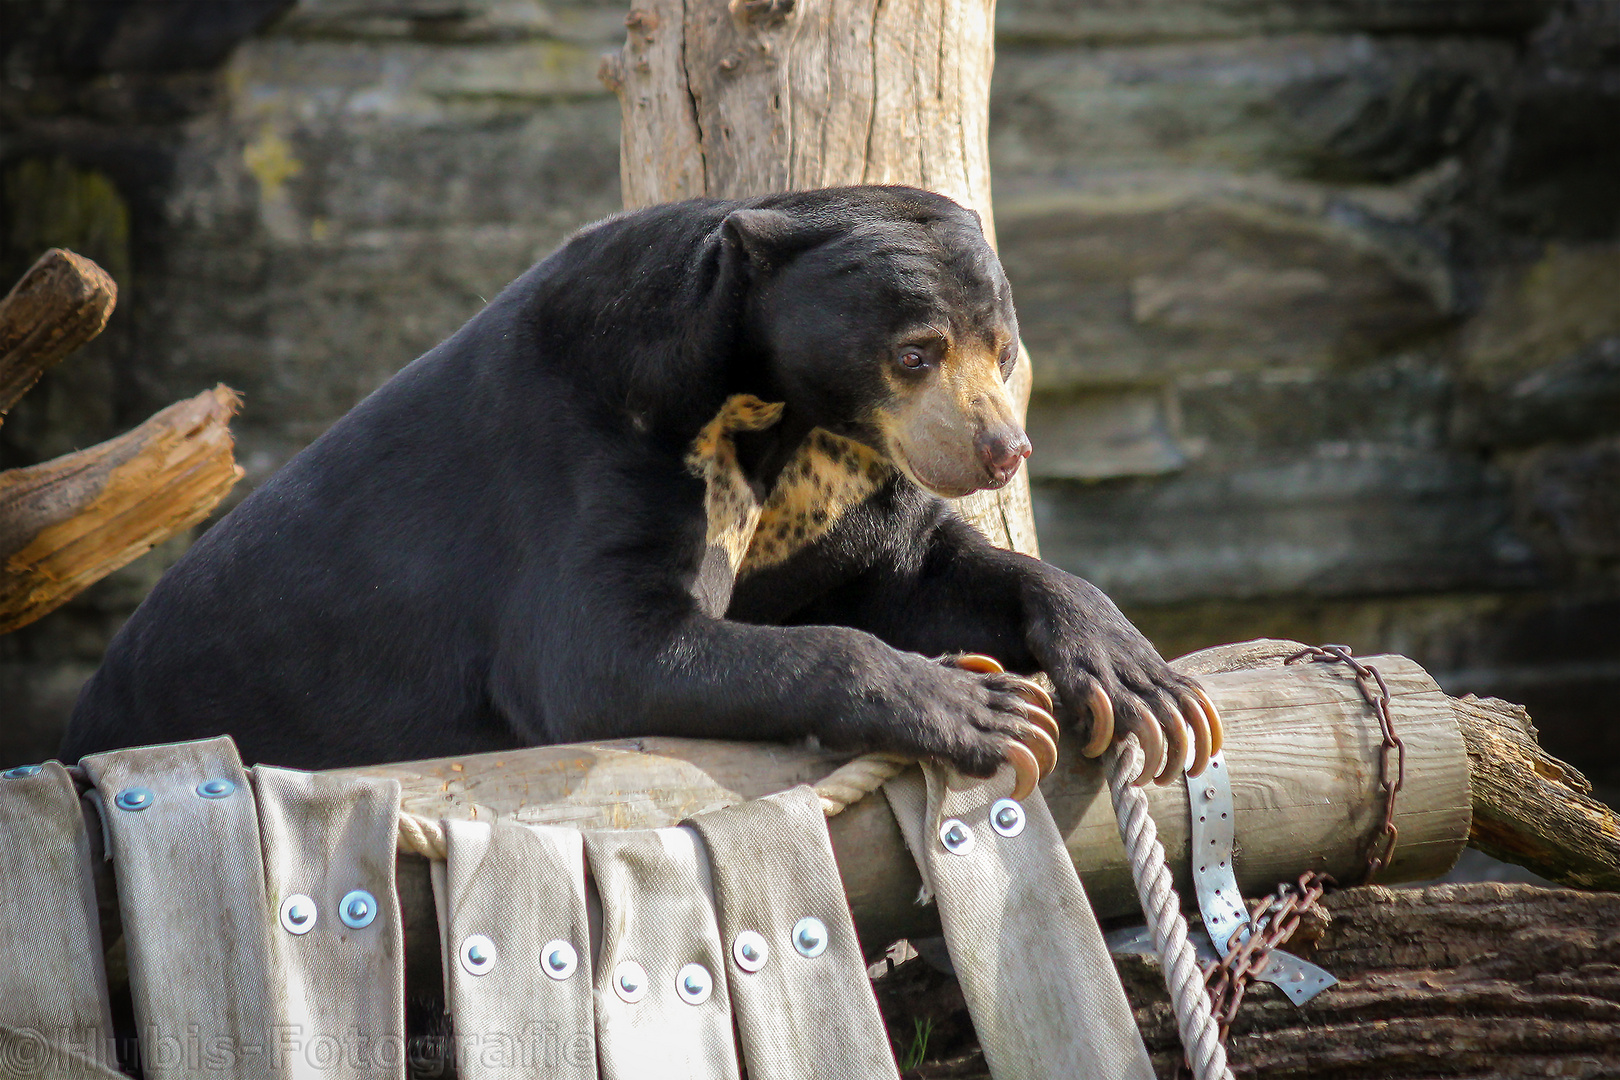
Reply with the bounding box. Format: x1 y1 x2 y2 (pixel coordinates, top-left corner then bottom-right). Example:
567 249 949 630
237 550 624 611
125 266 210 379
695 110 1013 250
676 962 713 1005
279 894 317 935
792 916 828 958
939 818 974 855
339 889 377 929
196 778 235 799
542 939 578 980
989 798 1026 838
733 930 768 972
460 934 496 976
2 764 42 779
1204 786 1217 801
614 960 648 1002
115 787 154 812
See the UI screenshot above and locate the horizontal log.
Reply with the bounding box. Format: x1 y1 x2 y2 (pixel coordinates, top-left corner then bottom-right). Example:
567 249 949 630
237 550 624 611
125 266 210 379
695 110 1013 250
0 385 243 634
329 643 1474 983
882 881 1620 1079
0 249 116 418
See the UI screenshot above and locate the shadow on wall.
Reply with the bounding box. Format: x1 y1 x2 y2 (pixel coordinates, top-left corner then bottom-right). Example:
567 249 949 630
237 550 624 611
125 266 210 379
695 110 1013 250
1 0 1617 798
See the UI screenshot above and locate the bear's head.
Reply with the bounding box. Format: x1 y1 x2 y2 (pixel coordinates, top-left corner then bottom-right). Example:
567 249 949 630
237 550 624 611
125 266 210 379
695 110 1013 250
727 187 1030 499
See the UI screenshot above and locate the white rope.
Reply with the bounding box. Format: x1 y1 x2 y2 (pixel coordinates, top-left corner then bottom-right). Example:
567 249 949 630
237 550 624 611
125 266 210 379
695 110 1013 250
1107 734 1233 1080
811 752 911 816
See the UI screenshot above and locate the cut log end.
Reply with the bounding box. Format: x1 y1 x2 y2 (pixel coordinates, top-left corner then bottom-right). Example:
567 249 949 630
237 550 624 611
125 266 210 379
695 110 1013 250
1455 692 1620 890
0 249 118 418
0 384 243 634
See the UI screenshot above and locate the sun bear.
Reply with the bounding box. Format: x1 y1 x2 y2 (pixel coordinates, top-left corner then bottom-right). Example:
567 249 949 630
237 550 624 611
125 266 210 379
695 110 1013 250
61 186 1218 788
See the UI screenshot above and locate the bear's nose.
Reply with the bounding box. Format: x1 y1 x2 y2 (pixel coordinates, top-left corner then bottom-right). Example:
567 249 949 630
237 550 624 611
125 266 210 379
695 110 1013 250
975 427 1032 486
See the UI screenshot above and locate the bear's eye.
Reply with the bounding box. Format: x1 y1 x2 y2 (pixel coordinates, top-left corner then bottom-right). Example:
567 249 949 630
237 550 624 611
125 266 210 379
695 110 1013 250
998 345 1017 378
898 347 927 370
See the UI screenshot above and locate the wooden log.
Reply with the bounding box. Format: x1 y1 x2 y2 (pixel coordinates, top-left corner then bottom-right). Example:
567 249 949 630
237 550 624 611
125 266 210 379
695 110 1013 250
881 882 1620 1079
1457 692 1620 890
0 385 243 634
334 645 1474 964
598 0 1037 555
0 249 117 419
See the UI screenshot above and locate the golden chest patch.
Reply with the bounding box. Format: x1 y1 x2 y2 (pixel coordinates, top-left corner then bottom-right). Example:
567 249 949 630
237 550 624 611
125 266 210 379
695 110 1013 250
741 429 891 574
685 397 894 585
686 394 784 576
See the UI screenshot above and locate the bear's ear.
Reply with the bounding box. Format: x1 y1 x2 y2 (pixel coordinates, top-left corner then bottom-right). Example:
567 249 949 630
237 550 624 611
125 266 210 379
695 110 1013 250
721 208 801 271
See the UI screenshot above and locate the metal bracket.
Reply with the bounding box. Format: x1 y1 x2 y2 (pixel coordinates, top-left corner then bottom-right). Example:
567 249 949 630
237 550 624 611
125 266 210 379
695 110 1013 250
1103 925 1335 1007
1184 749 1336 1007
1188 752 1247 951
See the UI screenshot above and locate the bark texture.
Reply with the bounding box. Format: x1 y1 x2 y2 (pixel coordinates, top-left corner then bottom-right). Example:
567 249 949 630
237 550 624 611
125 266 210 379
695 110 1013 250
0 248 116 419
883 882 1620 1080
1457 692 1620 890
599 0 1037 554
0 386 243 634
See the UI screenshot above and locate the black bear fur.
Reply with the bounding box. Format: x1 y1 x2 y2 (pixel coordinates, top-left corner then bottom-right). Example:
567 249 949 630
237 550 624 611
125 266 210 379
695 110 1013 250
61 186 1203 779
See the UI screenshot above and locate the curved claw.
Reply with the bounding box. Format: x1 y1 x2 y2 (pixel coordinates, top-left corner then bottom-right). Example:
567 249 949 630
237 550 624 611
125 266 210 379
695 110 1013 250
1081 683 1114 758
1019 700 1061 745
1178 690 1212 778
1002 739 1041 801
1153 707 1188 786
1018 720 1059 777
1191 683 1224 755
1004 675 1054 716
1120 701 1165 788
952 653 1005 675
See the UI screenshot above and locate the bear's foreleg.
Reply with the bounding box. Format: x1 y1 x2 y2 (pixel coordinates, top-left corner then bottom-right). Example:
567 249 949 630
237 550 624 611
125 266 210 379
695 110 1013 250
792 513 1221 783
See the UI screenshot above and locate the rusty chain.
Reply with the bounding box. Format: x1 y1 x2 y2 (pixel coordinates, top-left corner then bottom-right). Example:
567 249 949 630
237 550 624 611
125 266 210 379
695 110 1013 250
1200 870 1336 1044
1284 643 1406 883
1188 643 1405 1061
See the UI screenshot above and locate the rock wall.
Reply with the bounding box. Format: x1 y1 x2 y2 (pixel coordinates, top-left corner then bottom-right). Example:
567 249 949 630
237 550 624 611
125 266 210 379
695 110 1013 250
1 0 1616 791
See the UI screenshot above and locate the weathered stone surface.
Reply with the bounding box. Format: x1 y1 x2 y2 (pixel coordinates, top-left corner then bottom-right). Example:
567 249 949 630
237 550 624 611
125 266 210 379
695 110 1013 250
990 34 1510 183
1455 337 1620 452
997 186 1451 389
1033 446 1535 605
1025 387 1184 481
1459 245 1620 383
1514 438 1620 563
994 0 1548 47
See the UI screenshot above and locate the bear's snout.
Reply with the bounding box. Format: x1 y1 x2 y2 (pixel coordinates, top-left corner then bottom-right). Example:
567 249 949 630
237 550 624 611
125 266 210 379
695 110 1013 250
975 426 1032 487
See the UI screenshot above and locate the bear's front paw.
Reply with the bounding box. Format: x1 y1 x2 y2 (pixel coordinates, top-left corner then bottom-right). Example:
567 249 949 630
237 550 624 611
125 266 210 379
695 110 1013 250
1030 582 1223 787
894 654 1059 800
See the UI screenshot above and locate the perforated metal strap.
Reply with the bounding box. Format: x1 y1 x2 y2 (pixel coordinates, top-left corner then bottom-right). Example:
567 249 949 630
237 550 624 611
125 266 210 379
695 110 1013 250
885 765 1155 1080
254 766 406 1078
0 760 118 1076
80 736 280 1080
687 786 900 1080
441 819 596 1079
1185 752 1335 1006
582 826 740 1080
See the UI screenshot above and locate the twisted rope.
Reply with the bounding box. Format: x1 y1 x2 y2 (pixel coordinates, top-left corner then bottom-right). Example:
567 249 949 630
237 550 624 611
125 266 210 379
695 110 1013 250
396 809 448 860
1107 734 1232 1080
811 752 911 816
394 750 907 857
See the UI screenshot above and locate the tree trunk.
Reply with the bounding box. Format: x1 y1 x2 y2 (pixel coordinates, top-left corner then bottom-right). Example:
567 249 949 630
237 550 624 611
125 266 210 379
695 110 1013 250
599 0 1037 554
